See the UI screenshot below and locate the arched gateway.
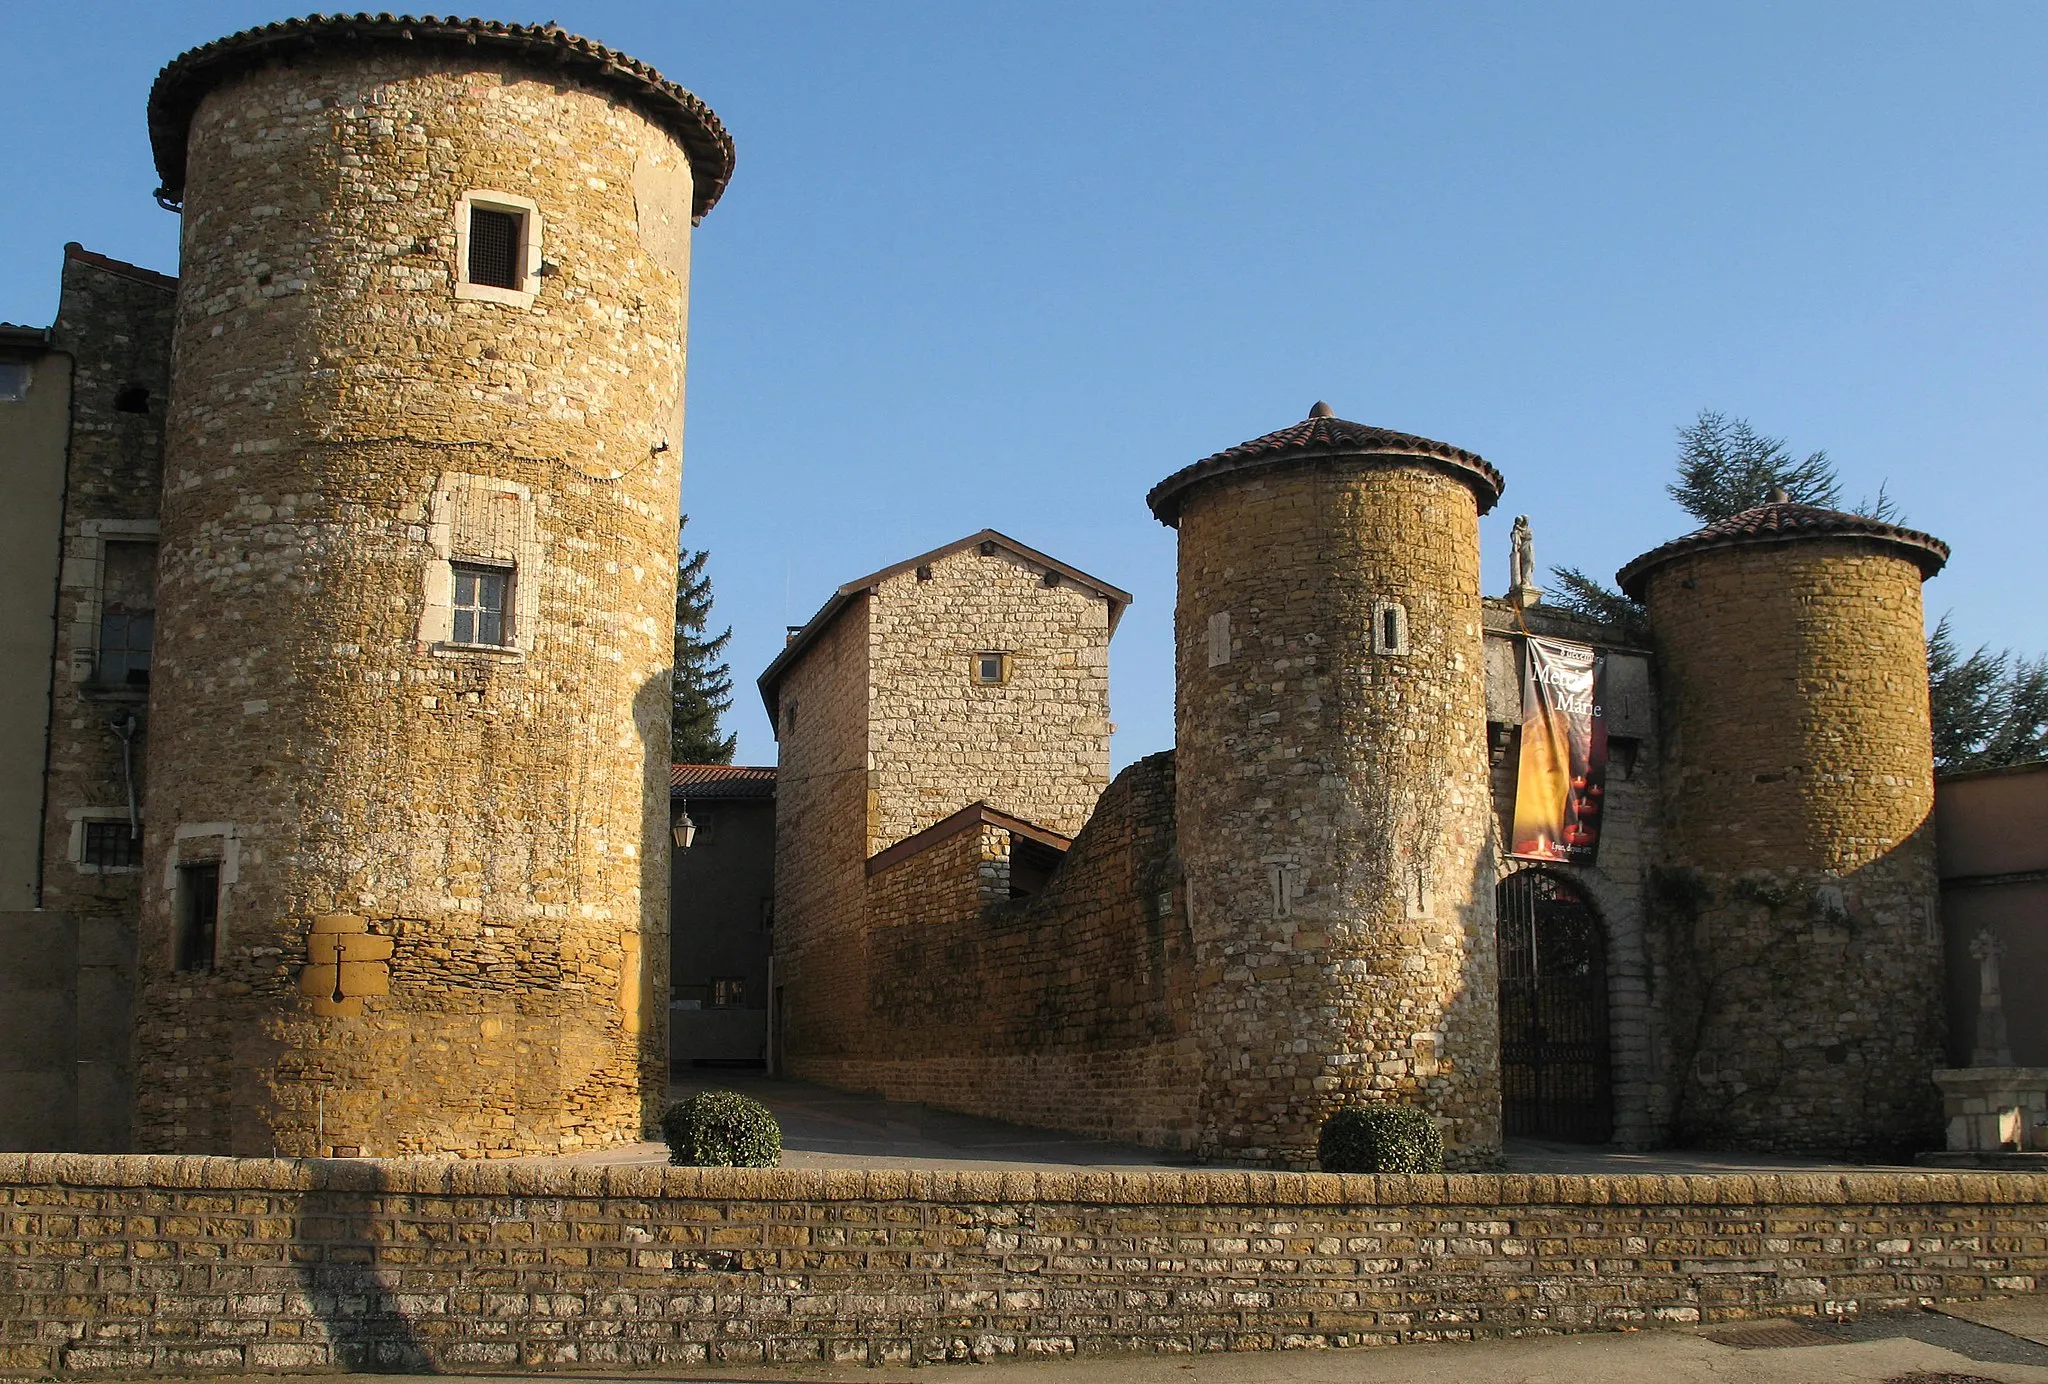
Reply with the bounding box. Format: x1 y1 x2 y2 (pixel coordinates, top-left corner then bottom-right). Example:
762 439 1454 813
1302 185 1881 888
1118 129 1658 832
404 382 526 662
1496 870 1612 1142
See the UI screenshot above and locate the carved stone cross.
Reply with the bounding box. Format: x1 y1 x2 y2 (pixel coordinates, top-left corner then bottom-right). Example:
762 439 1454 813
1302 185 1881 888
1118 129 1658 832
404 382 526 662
1970 927 2014 1068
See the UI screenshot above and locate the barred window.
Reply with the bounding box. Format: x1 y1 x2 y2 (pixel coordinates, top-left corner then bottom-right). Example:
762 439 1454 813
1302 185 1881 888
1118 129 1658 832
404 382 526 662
451 563 510 646
83 820 140 868
467 207 523 289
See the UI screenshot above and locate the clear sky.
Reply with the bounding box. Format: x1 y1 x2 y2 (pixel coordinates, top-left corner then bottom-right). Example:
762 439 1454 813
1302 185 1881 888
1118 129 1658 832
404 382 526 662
4 3 2042 770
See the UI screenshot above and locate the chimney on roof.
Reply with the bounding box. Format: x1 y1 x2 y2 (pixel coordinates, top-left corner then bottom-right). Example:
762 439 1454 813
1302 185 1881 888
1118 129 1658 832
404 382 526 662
1309 401 1334 419
785 625 803 645
1768 487 1791 504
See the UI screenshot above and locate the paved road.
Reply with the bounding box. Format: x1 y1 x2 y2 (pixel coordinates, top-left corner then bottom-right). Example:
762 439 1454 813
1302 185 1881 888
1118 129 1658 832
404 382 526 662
538 1073 1918 1176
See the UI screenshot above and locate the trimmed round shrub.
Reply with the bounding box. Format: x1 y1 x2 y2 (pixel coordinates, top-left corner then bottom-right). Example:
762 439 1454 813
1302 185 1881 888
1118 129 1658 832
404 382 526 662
661 1089 782 1167
1317 1103 1443 1174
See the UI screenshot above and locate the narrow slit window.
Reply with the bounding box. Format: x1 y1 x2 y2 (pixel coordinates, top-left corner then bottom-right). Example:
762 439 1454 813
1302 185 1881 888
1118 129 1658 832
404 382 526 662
467 206 523 289
176 861 220 972
1372 599 1410 656
451 563 510 646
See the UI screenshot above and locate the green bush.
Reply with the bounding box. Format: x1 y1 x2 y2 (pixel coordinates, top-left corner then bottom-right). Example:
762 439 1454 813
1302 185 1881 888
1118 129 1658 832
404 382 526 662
661 1089 782 1167
1317 1103 1443 1174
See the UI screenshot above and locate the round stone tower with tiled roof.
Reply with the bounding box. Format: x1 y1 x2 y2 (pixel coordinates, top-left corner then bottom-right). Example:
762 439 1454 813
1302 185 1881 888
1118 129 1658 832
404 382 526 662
1149 403 1506 1168
1619 496 1950 1157
132 15 732 1156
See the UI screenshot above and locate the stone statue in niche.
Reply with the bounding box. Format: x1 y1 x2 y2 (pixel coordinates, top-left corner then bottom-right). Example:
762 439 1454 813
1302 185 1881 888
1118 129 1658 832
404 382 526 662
1509 515 1541 607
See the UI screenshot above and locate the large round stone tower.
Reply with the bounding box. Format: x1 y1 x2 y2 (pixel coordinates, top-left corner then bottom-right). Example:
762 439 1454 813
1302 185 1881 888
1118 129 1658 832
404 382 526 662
133 16 733 1156
1618 498 1950 1156
1148 405 1506 1167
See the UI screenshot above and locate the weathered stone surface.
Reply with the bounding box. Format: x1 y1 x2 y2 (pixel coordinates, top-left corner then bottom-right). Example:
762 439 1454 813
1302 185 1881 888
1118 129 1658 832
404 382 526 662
0 1152 2041 1373
773 537 1120 1098
1643 541 1944 1156
1171 461 1501 1168
133 45 711 1156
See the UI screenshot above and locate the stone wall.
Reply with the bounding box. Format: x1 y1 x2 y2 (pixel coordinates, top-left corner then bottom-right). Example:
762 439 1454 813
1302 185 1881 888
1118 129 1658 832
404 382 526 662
136 48 704 1157
772 601 876 1069
773 535 1119 1089
798 754 1198 1149
1171 463 1500 1168
1643 542 1944 1156
867 543 1113 844
1 1152 2042 1374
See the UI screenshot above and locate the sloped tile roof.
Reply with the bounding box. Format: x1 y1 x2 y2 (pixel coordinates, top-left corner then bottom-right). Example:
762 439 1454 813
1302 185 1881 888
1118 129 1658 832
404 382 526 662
671 764 776 800
148 14 734 219
1616 502 1950 599
1148 403 1505 525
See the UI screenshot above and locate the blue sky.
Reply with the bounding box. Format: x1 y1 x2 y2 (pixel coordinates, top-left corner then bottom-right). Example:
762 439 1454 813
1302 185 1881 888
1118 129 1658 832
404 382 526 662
4 3 2042 769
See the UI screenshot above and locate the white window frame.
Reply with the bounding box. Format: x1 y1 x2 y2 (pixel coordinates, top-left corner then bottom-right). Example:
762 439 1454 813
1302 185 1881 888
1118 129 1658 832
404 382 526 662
67 808 142 875
64 519 158 688
418 473 540 657
454 190 543 308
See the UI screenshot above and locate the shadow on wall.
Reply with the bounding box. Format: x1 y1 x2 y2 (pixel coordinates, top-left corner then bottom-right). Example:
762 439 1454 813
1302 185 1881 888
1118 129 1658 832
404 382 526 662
291 1162 435 1372
1653 824 1945 1160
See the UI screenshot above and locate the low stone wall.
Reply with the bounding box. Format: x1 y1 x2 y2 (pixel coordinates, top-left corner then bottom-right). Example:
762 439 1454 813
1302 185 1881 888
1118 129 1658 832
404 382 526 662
2 1154 2044 1375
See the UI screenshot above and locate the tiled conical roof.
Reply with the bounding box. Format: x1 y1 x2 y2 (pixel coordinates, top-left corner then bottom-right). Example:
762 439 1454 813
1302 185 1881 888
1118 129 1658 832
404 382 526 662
1616 501 1949 598
148 14 735 219
1147 403 1504 525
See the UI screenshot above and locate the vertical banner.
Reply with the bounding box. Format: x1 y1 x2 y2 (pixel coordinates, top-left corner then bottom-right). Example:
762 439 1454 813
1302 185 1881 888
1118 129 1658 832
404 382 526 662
1509 636 1609 865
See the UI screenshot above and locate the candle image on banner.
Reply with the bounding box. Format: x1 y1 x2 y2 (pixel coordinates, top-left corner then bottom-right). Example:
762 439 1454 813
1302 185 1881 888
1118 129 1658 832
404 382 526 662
1509 636 1609 865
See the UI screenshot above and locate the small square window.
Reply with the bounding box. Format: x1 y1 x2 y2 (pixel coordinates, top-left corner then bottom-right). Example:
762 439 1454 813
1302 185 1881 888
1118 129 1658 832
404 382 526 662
451 563 511 646
0 360 31 402
710 977 745 1008
83 820 141 869
176 861 220 972
467 207 523 289
974 652 1008 684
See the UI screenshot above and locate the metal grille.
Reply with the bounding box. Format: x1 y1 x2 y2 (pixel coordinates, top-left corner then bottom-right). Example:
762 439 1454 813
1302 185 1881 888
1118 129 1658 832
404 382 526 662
467 207 522 289
1497 869 1612 1142
83 820 140 868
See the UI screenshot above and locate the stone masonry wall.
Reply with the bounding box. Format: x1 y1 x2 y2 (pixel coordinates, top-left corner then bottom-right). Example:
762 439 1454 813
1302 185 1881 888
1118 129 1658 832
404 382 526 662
137 50 698 1157
1645 542 1944 1156
867 543 1113 846
30 249 179 1154
1 1152 2042 1375
772 601 876 1072
801 754 1199 1149
1172 462 1500 1168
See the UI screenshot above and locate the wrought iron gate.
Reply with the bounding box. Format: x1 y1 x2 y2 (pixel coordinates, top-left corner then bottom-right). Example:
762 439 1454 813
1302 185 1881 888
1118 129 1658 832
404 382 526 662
1496 870 1612 1142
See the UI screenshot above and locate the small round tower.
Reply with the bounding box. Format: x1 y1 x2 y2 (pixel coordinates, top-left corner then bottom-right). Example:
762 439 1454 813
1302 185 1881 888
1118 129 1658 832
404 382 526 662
1618 498 1950 1156
1148 405 1506 1167
134 16 733 1155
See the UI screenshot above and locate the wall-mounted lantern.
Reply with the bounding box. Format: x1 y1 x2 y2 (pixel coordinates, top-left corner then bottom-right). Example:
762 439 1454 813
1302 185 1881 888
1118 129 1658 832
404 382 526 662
672 806 696 849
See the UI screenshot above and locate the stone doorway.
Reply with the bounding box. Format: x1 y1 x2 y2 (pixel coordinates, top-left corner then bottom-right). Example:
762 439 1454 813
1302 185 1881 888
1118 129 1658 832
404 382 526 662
1497 869 1613 1142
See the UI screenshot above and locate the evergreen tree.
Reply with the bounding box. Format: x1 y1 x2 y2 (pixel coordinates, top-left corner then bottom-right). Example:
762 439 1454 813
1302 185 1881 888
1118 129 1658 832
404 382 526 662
1929 617 2048 773
1665 410 1840 521
1546 411 2045 771
671 516 736 764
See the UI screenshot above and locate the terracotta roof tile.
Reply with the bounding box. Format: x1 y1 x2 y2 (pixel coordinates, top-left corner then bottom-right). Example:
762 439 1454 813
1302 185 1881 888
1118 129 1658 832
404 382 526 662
1616 502 1949 599
670 764 776 799
1148 405 1505 525
147 14 734 219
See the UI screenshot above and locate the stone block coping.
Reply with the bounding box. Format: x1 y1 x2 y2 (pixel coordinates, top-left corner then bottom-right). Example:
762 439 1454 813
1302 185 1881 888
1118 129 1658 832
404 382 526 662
4 1151 2044 1207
